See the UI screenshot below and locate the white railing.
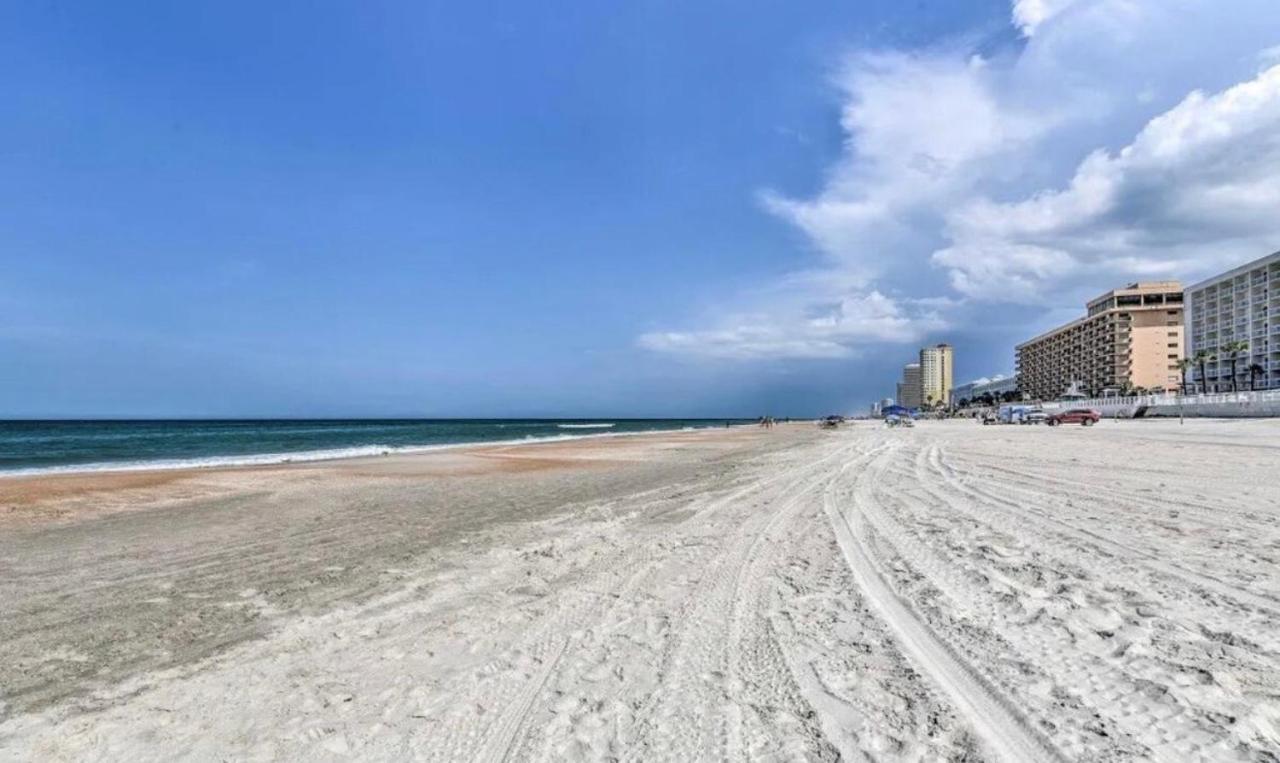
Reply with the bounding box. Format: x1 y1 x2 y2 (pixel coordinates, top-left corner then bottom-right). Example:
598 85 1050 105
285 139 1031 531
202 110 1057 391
1044 388 1280 411
1170 389 1280 406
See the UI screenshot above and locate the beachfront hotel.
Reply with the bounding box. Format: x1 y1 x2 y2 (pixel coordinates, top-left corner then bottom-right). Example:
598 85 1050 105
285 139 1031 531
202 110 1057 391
919 344 953 407
1016 282 1184 401
1184 251 1280 392
897 362 922 408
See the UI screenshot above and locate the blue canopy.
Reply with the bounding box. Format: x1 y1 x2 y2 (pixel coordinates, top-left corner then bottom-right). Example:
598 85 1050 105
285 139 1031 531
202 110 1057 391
881 405 916 418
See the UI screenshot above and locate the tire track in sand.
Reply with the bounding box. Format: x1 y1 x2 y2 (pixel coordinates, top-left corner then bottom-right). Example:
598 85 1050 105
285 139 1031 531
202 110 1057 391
929 444 1280 625
474 637 570 763
821 439 1063 763
871 441 1246 758
622 438 864 760
445 437 860 761
720 441 892 759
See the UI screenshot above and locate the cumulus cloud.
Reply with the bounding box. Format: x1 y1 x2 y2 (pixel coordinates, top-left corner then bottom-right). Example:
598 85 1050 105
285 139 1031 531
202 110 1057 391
641 0 1280 361
638 290 945 360
932 243 1079 303
938 64 1280 297
1011 0 1084 36
763 51 1053 278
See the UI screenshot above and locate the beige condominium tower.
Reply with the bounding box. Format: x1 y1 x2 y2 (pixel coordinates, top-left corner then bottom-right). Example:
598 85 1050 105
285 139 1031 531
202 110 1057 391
919 343 953 407
1016 282 1184 400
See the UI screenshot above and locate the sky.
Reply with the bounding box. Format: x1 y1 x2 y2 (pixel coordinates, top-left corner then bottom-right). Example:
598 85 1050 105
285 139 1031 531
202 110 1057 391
3 1 1279 418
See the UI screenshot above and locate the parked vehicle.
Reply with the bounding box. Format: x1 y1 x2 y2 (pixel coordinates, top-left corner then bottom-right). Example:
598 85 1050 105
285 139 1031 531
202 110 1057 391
1047 408 1101 426
997 404 1045 425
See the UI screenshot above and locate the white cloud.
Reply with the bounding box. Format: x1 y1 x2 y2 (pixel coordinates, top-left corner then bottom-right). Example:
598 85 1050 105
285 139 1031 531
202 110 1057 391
641 0 1280 361
932 243 1079 303
1011 0 1086 36
637 290 945 360
763 51 1053 277
937 64 1280 297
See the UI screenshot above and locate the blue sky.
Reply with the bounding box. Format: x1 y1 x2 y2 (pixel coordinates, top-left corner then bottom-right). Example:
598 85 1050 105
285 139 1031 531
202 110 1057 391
3 2 1279 417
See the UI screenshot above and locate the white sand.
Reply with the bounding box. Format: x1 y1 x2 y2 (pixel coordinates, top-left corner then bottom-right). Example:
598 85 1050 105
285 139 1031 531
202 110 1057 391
2 420 1279 760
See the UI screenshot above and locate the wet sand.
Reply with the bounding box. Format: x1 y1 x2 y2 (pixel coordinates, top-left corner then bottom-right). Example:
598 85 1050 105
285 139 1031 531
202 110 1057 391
0 429 763 526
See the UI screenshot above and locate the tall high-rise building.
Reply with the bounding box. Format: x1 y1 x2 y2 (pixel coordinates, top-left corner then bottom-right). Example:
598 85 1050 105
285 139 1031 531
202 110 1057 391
1016 282 1184 400
896 362 922 408
919 344 953 407
1185 251 1280 392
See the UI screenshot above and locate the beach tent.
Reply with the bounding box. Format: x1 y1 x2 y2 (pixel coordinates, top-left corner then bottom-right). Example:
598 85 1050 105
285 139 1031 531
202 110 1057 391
881 405 916 418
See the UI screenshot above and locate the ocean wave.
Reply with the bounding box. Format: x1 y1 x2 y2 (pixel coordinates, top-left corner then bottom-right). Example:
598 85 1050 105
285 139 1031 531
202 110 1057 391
0 445 428 478
556 423 615 429
0 425 709 478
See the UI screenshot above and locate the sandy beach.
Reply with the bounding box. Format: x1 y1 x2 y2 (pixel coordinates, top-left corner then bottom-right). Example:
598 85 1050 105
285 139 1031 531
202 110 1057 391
2 420 1279 760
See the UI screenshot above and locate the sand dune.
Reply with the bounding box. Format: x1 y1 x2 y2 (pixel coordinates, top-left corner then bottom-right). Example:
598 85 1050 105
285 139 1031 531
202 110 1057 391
2 420 1278 760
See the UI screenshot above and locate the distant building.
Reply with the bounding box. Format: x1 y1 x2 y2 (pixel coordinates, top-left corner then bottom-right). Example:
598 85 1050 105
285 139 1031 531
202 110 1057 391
1185 251 1280 392
897 363 922 408
1016 282 1184 401
871 397 895 418
950 374 1017 405
919 344 954 407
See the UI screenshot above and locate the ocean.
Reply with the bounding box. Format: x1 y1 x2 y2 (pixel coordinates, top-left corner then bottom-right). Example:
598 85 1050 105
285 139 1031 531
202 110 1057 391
0 419 745 476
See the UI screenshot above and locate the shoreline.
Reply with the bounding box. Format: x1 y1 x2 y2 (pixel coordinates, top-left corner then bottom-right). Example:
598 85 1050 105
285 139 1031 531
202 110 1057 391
0 423 777 527
0 421 753 481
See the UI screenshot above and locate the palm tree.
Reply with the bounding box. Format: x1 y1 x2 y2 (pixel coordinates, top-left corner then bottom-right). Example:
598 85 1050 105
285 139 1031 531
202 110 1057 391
1175 357 1195 394
1223 340 1249 392
1194 349 1215 393
1248 363 1264 391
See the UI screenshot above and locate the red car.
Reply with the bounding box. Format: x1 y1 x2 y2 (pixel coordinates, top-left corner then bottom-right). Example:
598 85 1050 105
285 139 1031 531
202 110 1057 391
1047 408 1101 426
